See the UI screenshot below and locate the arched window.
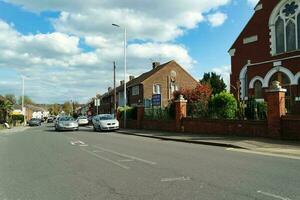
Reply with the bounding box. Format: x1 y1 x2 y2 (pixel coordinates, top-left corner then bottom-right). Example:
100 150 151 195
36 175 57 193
270 72 291 96
254 80 263 99
273 1 300 54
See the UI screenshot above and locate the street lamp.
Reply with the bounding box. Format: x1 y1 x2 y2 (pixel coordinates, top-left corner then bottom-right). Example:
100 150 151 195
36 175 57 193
112 23 127 128
21 75 26 126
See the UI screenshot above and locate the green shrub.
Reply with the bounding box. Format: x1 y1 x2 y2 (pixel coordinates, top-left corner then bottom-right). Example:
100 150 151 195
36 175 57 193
117 106 137 120
145 107 171 120
209 92 237 119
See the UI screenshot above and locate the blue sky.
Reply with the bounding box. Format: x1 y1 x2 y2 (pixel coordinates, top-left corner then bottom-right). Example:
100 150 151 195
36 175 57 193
0 0 258 103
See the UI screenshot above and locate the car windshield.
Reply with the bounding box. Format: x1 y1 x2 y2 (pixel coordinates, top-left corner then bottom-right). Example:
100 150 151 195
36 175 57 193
99 114 114 120
78 116 87 119
60 117 74 121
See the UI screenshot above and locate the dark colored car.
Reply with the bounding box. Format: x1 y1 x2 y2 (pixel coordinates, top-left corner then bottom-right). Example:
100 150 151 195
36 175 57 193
28 118 42 126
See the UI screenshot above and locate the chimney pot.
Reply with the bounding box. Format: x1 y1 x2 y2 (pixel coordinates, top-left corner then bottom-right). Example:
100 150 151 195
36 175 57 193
129 75 135 81
120 80 124 85
152 62 160 69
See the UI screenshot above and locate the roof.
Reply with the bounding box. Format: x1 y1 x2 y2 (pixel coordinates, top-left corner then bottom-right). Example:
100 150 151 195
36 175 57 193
101 60 173 98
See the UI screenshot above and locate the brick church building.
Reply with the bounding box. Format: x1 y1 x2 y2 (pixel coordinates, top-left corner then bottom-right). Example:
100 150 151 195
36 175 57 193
229 0 300 114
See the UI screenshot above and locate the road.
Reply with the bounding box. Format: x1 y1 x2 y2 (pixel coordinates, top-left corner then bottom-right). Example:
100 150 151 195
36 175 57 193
0 124 299 200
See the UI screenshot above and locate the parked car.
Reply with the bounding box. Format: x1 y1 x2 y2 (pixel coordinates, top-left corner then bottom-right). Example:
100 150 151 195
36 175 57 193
55 116 79 131
28 118 42 126
76 116 89 126
47 116 55 123
92 114 119 131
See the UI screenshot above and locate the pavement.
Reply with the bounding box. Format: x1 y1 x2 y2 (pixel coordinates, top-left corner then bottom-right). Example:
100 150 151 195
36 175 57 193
0 125 29 134
117 128 300 157
0 125 299 199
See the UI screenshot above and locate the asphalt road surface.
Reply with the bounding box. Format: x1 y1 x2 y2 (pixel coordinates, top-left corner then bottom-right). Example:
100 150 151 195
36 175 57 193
0 124 299 200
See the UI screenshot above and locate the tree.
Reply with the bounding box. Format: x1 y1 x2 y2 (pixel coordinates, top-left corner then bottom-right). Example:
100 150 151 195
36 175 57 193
200 72 226 95
173 84 212 118
62 101 73 115
5 94 17 104
17 95 35 105
0 97 13 121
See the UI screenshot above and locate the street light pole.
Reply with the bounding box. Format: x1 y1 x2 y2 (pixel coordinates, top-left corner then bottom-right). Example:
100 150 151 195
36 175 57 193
112 23 127 128
113 61 117 117
21 76 26 126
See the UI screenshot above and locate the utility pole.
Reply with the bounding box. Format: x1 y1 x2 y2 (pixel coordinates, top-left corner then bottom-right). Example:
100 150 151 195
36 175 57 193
21 76 26 126
113 61 117 117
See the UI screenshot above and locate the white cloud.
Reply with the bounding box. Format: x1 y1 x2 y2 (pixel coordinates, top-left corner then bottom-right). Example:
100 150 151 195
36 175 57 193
207 12 228 27
247 0 259 7
0 0 233 102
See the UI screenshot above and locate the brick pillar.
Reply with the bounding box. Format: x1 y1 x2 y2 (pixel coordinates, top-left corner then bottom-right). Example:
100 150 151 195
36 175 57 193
175 95 187 132
137 105 144 129
266 81 286 138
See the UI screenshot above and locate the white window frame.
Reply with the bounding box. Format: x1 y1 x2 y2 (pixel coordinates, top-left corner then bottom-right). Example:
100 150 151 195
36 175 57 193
132 85 139 96
153 84 161 94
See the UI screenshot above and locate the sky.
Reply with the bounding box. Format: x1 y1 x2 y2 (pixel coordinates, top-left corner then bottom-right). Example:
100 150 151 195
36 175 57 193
0 0 259 104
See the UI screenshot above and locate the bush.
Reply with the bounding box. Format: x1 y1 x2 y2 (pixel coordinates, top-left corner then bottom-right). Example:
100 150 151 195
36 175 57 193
209 92 237 119
117 106 137 120
145 107 171 120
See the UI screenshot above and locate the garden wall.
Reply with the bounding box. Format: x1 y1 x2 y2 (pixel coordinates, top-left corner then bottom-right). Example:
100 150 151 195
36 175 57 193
142 120 177 132
182 118 268 137
281 116 300 140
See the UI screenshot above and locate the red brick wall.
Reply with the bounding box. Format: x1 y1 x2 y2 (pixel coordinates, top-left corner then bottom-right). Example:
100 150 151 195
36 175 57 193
281 116 300 140
182 118 268 137
142 120 177 132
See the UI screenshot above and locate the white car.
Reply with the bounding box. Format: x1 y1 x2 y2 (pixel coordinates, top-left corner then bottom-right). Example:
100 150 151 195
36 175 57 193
92 114 119 131
76 116 89 126
55 116 79 131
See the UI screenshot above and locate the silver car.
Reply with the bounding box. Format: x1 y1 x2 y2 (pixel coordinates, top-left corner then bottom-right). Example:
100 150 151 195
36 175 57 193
92 114 119 131
55 116 79 131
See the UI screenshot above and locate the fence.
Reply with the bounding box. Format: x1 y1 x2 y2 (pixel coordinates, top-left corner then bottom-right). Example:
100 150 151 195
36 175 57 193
186 99 267 121
144 107 173 120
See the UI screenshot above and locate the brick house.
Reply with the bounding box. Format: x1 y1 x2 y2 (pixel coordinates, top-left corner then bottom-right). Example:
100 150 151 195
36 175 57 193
99 60 198 114
229 0 300 114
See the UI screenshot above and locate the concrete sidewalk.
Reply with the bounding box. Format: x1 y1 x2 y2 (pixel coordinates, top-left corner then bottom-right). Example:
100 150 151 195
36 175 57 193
116 129 300 157
0 126 29 134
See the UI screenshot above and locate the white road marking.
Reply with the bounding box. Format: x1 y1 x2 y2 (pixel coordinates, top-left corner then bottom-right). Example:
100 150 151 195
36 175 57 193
118 159 134 162
70 140 86 146
226 148 300 160
161 176 191 182
257 190 292 200
93 145 157 165
81 148 130 170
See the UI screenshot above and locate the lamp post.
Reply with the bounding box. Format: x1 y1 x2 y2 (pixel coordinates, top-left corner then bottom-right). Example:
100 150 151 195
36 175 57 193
112 23 127 128
21 76 26 126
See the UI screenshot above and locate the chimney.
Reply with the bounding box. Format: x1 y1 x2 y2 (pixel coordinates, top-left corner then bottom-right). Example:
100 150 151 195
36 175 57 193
129 75 135 81
120 80 124 85
152 62 160 69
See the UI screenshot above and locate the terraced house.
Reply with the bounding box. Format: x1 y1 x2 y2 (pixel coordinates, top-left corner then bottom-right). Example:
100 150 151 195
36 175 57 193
100 60 198 114
229 0 300 114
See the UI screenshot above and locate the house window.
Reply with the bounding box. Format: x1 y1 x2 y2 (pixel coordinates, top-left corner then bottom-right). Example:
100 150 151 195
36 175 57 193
132 86 139 96
153 84 161 94
273 1 300 54
254 80 263 99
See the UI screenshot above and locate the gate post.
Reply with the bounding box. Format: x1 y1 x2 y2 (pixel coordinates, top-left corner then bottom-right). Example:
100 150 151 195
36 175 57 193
137 105 144 129
175 95 187 132
266 81 286 138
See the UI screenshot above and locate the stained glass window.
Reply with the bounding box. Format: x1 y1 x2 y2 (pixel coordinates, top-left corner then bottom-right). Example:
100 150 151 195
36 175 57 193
276 17 285 53
286 20 296 51
273 1 300 53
